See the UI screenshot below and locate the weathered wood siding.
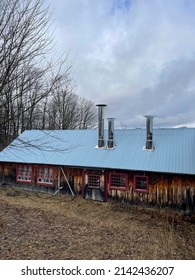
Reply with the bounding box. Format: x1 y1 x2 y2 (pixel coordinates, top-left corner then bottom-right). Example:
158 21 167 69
108 172 195 211
59 167 83 194
0 163 195 211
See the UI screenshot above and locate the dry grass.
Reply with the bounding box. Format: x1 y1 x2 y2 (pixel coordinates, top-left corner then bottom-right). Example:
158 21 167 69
0 187 195 260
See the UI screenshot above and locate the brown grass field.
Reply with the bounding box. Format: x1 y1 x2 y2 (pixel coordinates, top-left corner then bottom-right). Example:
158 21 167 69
0 187 195 260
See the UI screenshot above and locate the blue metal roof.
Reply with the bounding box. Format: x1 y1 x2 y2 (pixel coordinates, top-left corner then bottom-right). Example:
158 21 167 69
0 128 195 175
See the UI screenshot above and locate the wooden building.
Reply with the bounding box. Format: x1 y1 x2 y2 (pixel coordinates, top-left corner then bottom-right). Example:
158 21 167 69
0 106 195 214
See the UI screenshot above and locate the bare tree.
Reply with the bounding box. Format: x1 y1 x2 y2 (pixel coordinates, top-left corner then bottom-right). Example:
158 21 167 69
77 98 97 129
46 81 96 130
0 0 97 150
0 0 73 148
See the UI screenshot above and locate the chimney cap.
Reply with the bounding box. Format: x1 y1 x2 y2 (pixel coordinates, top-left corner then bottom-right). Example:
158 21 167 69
96 104 107 107
144 115 155 118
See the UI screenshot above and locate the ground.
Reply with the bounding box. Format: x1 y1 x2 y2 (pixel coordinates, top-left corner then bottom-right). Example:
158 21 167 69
0 187 195 260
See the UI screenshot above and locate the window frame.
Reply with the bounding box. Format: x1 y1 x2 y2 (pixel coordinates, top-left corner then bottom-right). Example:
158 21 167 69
36 166 54 186
109 172 128 191
16 164 33 183
88 174 100 189
134 175 149 193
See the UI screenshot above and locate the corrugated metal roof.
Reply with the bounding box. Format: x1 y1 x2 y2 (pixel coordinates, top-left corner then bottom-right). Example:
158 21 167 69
0 128 195 175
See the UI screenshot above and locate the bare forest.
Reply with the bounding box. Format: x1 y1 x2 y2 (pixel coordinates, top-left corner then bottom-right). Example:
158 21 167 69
0 0 96 150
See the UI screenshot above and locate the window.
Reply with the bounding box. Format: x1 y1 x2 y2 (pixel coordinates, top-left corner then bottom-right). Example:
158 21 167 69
109 173 128 190
134 176 149 193
37 167 54 186
88 174 100 188
16 165 32 183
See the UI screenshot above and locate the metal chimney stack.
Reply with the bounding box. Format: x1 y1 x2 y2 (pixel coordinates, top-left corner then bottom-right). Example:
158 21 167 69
107 118 114 148
145 115 154 150
96 104 107 148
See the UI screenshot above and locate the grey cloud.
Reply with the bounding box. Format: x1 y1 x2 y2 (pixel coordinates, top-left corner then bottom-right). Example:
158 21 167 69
46 0 195 128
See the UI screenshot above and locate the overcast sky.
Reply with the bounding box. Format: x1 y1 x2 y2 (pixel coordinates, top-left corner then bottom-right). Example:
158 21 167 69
46 0 195 128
